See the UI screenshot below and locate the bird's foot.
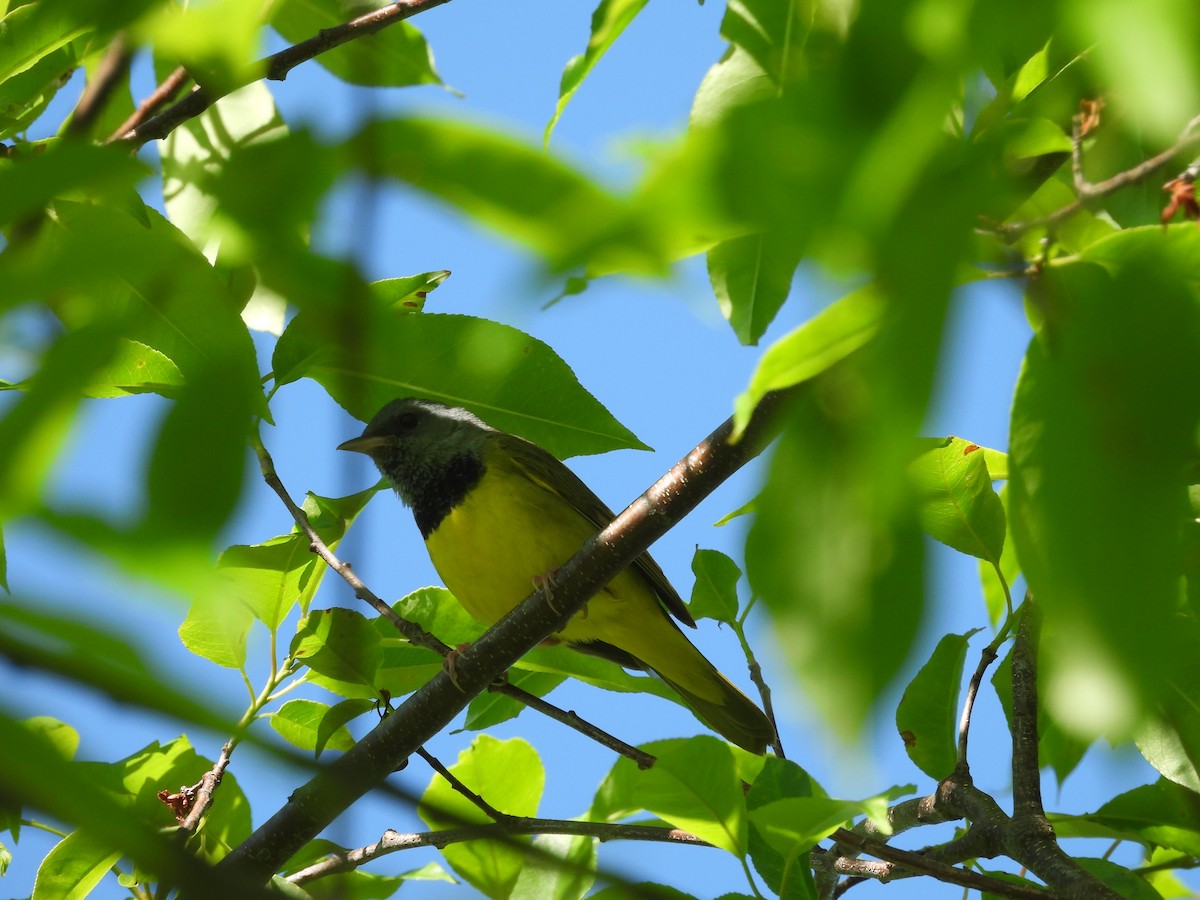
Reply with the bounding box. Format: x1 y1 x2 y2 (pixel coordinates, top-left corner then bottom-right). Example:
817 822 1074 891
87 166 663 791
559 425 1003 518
532 568 561 613
443 642 472 692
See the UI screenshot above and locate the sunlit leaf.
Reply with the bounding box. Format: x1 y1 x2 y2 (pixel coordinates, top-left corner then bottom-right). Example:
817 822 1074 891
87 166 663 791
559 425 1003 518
544 0 649 143
895 630 977 780
292 608 382 687
276 309 647 458
689 548 741 624
419 736 543 897
909 437 1006 563
638 736 747 854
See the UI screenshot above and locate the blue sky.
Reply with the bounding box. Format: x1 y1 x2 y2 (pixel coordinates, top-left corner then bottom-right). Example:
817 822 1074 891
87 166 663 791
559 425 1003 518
1 1 1178 897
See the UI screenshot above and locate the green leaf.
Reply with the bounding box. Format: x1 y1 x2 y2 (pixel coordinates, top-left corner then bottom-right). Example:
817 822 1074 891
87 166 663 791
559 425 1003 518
909 436 1006 563
746 758 821 900
689 548 741 624
719 0 807 86
509 833 596 900
1008 250 1200 736
270 0 442 88
708 231 802 346
270 699 372 757
292 608 382 688
978 485 1020 625
1051 779 1200 858
80 340 185 398
32 829 122 900
544 0 649 143
346 117 668 274
276 309 648 458
464 670 565 730
638 736 747 855
734 287 884 436
178 591 253 669
419 736 544 898
895 630 977 780
0 522 6 592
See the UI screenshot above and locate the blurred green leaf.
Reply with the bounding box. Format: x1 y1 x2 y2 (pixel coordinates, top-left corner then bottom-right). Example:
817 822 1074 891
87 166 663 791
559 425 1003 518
277 309 648 458
292 608 382 687
1009 247 1200 737
689 548 741 624
138 0 264 94
544 0 649 143
419 736 543 897
160 82 286 254
32 829 121 899
24 716 79 761
909 436 1006 563
734 287 883 434
0 142 148 231
1052 779 1200 857
1067 0 1200 143
638 736 746 854
270 0 442 88
991 647 1089 784
895 630 977 780
0 598 236 735
346 117 669 274
719 0 809 86
0 523 6 592
747 403 925 737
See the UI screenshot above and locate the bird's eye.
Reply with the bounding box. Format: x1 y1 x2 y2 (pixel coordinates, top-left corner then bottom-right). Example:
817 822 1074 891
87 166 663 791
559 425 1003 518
398 413 418 431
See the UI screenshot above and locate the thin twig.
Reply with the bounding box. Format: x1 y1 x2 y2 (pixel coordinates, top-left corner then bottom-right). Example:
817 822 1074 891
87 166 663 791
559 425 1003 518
180 741 235 833
107 66 191 143
415 747 510 822
999 113 1200 240
117 0 452 147
66 37 132 138
250 432 656 768
825 830 1052 899
956 614 1017 772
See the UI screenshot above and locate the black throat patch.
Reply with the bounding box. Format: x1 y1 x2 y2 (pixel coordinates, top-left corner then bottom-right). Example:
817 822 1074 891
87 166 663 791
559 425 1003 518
407 453 486 539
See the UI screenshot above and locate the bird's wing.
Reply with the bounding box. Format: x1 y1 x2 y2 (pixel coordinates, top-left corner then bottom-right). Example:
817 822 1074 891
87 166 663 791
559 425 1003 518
496 433 696 628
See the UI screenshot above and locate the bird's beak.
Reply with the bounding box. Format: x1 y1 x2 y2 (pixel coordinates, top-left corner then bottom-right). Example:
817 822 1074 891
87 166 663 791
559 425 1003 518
337 435 392 454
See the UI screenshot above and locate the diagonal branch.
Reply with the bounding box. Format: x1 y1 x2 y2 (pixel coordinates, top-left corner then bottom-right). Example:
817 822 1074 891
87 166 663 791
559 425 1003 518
218 390 791 885
114 0 452 146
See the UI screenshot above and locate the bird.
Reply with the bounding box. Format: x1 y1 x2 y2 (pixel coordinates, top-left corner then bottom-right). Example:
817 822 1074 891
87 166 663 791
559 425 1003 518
338 397 776 754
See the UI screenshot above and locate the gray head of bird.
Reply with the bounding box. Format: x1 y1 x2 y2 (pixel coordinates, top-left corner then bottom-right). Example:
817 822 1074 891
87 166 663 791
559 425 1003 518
337 398 493 506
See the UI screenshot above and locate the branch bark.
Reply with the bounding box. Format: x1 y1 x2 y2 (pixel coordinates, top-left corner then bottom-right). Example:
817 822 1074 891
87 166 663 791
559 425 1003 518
218 390 791 884
114 0 452 146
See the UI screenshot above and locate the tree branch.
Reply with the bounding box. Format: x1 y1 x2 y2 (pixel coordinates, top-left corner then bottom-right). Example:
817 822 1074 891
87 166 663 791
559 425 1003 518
286 819 709 886
106 65 191 144
219 391 790 885
65 37 132 138
1006 600 1121 899
114 0 452 147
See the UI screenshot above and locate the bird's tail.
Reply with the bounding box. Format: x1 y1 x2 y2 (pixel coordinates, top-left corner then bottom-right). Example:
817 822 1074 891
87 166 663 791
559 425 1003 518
655 664 776 755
